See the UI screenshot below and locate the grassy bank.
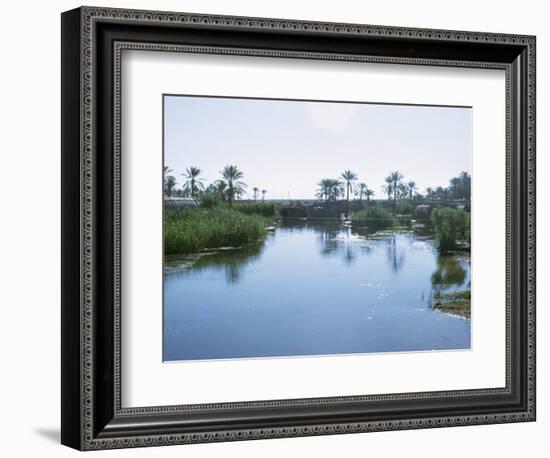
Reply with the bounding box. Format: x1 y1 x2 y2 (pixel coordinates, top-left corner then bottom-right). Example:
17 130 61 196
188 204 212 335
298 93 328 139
164 208 268 255
431 290 471 319
351 206 398 230
233 202 277 217
431 208 471 253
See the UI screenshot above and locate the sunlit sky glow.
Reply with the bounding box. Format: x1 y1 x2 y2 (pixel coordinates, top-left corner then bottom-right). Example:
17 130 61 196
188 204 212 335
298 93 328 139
164 95 472 200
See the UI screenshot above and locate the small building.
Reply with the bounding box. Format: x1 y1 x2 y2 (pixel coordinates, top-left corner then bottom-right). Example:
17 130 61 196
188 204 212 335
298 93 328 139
164 197 199 210
414 204 432 218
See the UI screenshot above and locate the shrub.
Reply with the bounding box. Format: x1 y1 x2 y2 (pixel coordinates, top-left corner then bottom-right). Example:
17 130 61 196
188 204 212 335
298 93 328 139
199 194 222 209
430 208 470 252
233 202 277 217
351 206 398 230
164 208 267 255
395 200 414 216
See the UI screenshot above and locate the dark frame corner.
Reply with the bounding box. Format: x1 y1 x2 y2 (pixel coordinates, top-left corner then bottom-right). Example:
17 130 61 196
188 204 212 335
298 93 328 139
62 6 536 450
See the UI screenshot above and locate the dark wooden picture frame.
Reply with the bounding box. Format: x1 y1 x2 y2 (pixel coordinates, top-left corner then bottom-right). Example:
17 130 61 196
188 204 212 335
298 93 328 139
61 6 536 450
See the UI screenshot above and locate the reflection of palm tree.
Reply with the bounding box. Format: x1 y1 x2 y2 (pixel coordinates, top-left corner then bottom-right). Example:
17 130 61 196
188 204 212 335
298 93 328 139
343 245 356 265
186 242 264 285
182 166 205 197
341 170 358 216
317 222 341 256
308 221 370 265
220 165 246 208
386 235 405 274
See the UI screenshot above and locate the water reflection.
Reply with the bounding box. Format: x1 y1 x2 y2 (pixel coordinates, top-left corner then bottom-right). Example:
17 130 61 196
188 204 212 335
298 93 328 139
167 219 420 283
431 256 468 289
386 235 405 274
165 241 265 285
164 218 472 360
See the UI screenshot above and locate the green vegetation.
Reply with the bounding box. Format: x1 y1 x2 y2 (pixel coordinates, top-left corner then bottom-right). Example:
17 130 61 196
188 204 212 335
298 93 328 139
394 200 414 216
431 255 467 288
164 163 472 255
351 206 398 230
198 193 222 209
355 182 374 202
431 208 471 252
431 290 471 319
163 166 176 197
181 166 206 197
406 180 418 200
340 169 358 216
382 170 405 215
233 202 277 217
220 165 247 208
315 178 343 202
164 208 267 255
425 172 471 204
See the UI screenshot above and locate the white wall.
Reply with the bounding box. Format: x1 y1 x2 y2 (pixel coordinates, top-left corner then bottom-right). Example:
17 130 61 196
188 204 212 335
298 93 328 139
0 0 545 456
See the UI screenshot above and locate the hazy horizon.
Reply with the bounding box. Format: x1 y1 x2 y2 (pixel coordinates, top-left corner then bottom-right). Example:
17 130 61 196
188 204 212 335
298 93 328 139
164 95 472 200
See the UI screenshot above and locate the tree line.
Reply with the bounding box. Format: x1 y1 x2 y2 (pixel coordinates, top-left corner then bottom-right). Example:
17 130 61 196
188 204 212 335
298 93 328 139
316 170 470 216
164 165 471 216
164 165 265 208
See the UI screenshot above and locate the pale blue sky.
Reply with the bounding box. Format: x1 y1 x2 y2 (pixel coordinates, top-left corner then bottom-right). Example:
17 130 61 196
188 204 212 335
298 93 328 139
164 95 472 200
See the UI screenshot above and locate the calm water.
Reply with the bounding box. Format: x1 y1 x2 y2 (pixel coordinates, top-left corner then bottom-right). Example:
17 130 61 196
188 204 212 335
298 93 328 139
164 220 471 361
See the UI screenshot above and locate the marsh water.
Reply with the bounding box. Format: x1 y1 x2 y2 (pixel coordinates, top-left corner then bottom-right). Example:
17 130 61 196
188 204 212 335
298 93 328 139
163 220 471 361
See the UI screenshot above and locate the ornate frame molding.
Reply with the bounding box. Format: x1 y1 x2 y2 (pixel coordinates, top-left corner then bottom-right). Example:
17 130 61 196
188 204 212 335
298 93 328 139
61 6 536 450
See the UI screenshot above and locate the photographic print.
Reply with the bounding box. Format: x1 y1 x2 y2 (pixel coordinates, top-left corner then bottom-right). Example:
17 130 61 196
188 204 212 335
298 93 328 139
163 95 472 362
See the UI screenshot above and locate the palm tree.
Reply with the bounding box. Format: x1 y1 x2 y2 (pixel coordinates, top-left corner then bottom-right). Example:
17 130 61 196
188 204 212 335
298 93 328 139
458 171 471 202
316 178 333 203
328 179 343 201
425 187 435 201
406 181 418 200
385 171 404 215
163 166 175 197
341 170 358 216
397 182 408 199
365 189 375 202
164 175 176 197
214 180 228 200
252 187 259 201
434 186 449 202
220 165 246 208
355 182 368 201
382 176 394 204
181 166 205 198
261 189 267 201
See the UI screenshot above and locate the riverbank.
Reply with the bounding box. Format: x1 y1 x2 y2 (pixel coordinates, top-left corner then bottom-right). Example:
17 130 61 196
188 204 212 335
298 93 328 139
431 290 471 319
164 208 269 255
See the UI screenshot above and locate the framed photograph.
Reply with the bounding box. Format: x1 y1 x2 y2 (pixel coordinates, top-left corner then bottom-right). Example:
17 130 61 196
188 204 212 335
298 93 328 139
61 6 536 450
